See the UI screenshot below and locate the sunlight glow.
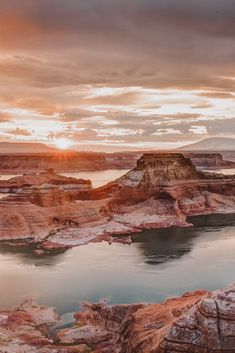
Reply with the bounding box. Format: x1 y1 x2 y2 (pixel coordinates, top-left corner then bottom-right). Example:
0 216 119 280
54 138 72 150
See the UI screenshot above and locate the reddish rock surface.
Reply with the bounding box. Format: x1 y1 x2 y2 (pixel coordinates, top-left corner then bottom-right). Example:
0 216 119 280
0 169 92 192
185 152 235 170
2 284 235 352
0 153 234 248
0 151 137 173
57 284 235 353
0 151 235 175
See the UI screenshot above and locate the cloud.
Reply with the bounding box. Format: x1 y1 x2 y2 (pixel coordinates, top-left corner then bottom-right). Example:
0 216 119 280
191 102 214 109
83 92 141 106
189 125 208 134
198 92 235 99
0 112 12 123
152 128 182 136
0 1 235 149
93 128 144 137
7 128 32 136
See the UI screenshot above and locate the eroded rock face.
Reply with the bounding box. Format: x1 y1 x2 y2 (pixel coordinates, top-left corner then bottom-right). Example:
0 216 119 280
115 284 235 353
0 153 234 247
116 153 200 192
56 285 235 353
186 152 235 170
157 284 235 353
58 301 144 351
0 151 137 173
0 170 92 193
0 300 90 353
2 285 235 353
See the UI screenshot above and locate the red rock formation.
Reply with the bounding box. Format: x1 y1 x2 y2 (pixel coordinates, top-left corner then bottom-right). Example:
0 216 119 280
58 284 235 353
0 153 234 247
0 299 89 352
185 152 235 170
0 151 235 175
0 151 136 173
1 284 235 352
0 169 92 193
117 284 235 353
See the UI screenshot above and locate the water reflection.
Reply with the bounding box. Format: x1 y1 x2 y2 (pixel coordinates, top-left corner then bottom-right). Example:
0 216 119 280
132 227 196 264
0 243 67 267
202 168 235 176
0 213 234 314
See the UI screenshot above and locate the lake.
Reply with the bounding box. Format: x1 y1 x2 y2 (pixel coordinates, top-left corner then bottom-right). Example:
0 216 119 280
61 169 128 187
0 169 234 324
203 168 235 175
0 213 234 326
0 169 128 199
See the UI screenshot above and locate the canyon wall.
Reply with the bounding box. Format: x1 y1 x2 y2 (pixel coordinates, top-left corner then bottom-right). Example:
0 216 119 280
0 151 234 174
0 153 234 247
1 284 235 352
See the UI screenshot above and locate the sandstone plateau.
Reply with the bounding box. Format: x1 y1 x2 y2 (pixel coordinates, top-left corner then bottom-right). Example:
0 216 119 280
1 284 235 352
185 152 235 170
0 151 137 173
0 150 235 174
0 153 234 248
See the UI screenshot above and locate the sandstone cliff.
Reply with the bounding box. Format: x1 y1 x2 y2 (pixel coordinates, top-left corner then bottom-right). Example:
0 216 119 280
0 153 234 247
0 169 92 194
1 284 235 352
185 152 235 170
0 151 235 174
0 151 137 173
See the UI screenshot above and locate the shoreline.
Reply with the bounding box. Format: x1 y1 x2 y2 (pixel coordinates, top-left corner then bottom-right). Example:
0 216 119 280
0 153 234 251
0 210 234 251
0 284 235 352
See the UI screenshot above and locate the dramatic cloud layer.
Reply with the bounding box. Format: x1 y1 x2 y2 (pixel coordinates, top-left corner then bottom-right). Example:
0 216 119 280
0 0 234 150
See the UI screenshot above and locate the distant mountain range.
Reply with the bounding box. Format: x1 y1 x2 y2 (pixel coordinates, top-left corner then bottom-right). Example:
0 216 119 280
178 137 235 151
0 142 58 154
0 137 234 155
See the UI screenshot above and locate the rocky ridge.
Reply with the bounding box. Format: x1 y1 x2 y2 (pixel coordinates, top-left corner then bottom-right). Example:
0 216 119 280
185 152 235 170
1 284 235 352
0 151 137 173
0 153 234 248
1 150 234 174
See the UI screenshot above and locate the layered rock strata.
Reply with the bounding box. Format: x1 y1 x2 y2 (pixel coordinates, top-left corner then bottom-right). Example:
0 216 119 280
0 151 137 173
0 151 235 174
2 284 235 352
0 153 234 247
185 152 235 170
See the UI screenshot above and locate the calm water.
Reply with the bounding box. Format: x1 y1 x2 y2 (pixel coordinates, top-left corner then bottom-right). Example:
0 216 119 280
61 169 128 187
0 170 128 188
0 169 128 200
203 168 235 175
0 214 234 321
0 169 235 322
0 174 21 180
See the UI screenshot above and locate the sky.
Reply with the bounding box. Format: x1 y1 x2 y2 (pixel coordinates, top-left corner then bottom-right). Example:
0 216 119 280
0 0 235 151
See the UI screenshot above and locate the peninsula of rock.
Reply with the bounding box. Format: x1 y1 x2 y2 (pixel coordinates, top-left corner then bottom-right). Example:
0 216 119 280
0 153 234 249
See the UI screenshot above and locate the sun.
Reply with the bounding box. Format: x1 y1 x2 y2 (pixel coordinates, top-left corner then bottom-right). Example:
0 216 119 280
54 138 72 150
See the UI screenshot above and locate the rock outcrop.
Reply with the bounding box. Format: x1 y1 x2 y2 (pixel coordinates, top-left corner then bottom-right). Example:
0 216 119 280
0 151 137 173
0 153 234 247
0 169 92 193
0 151 235 175
56 283 235 353
1 284 235 352
185 152 235 170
